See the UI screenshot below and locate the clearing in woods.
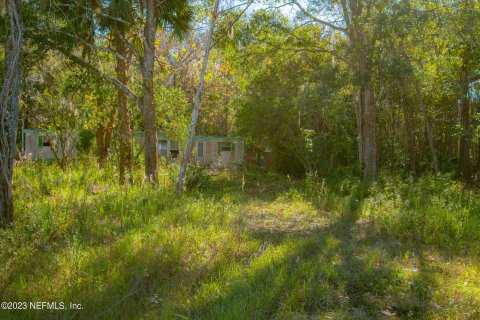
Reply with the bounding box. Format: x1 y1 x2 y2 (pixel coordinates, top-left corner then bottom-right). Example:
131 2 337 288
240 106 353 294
0 163 479 319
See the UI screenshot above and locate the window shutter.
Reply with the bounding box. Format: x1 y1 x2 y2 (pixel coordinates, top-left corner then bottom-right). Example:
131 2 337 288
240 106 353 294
38 136 43 147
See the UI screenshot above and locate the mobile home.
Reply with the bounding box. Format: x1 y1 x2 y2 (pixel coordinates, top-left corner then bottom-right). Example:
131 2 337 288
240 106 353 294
134 131 181 160
192 136 244 167
22 129 78 160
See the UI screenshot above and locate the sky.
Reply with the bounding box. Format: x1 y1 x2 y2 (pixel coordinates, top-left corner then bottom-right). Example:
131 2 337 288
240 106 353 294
230 0 299 20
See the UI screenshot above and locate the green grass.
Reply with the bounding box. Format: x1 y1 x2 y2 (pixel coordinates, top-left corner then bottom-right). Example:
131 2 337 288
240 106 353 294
1 159 479 319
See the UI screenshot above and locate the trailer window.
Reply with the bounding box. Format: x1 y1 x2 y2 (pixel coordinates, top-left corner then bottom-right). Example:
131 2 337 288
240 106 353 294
218 142 233 152
38 136 51 147
197 142 204 157
159 140 168 157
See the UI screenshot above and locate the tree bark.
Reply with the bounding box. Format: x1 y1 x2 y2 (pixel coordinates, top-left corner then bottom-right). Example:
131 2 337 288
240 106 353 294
96 114 114 167
141 0 158 184
341 0 377 180
459 63 472 183
114 31 133 183
354 89 363 167
357 40 377 180
362 81 377 180
0 0 22 227
177 0 221 196
96 125 106 164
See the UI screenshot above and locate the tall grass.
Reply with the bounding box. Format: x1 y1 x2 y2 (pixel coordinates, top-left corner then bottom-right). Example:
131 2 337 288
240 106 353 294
0 159 479 319
362 174 480 250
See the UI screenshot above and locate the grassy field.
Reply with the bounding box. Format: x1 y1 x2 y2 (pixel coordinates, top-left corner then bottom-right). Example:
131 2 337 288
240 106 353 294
1 159 479 319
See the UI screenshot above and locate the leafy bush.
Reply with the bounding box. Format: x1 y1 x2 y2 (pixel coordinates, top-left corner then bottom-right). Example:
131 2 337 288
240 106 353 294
185 163 212 191
362 174 480 248
78 129 95 152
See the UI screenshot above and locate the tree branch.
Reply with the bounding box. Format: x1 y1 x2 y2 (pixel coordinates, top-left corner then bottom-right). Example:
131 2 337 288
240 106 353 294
52 29 140 68
292 0 346 33
31 35 141 109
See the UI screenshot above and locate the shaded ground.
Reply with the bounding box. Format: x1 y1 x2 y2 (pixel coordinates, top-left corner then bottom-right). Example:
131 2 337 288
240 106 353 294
0 165 479 319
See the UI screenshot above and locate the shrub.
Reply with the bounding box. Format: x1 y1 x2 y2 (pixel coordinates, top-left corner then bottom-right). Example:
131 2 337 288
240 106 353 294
78 129 95 152
186 163 212 191
361 174 480 248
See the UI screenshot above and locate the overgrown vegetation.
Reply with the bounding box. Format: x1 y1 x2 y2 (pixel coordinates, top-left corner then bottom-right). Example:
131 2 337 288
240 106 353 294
1 0 480 319
1 160 479 319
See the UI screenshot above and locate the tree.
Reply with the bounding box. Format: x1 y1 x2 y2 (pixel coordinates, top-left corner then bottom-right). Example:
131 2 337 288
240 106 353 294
141 0 159 183
104 0 135 182
292 0 379 180
0 0 22 227
29 0 193 184
25 55 94 169
88 77 116 166
177 0 221 195
451 0 480 183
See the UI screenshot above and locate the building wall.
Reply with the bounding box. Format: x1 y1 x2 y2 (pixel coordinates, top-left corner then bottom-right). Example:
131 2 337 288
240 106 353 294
194 138 244 167
24 133 36 156
135 134 180 161
235 140 244 164
23 131 77 160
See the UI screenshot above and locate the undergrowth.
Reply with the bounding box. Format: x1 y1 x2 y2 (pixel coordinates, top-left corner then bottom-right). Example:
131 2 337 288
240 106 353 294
0 159 479 319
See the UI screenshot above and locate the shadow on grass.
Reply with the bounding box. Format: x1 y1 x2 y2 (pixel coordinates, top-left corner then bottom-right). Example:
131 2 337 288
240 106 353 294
0 175 450 319
192 183 439 319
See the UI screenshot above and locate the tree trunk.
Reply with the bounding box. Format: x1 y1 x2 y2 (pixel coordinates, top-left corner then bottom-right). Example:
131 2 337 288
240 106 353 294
114 31 133 183
0 0 22 227
362 81 377 180
104 121 113 157
96 125 106 165
141 0 158 184
354 89 363 167
399 81 416 173
357 42 377 181
96 116 114 167
414 83 440 174
459 64 472 183
177 0 221 196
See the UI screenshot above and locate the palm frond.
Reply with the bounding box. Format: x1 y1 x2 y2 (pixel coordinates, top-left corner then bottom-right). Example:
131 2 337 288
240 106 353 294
156 0 194 39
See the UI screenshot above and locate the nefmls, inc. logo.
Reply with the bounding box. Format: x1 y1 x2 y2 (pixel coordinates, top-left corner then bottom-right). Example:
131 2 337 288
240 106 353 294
30 301 65 310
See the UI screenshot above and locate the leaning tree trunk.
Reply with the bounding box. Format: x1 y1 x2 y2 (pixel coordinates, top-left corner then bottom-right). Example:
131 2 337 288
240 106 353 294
0 0 22 227
140 0 158 184
459 63 472 183
114 31 133 183
177 0 221 196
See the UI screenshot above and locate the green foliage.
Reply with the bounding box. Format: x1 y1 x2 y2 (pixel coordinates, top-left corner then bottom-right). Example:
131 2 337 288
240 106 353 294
236 45 355 176
363 174 480 248
78 129 95 152
154 84 190 144
185 162 212 191
5 2 480 318
1 162 479 319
